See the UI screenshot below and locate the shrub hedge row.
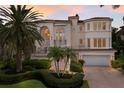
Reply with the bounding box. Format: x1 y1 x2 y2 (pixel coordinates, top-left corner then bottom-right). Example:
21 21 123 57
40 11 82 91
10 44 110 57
23 59 51 69
0 71 37 84
0 70 84 88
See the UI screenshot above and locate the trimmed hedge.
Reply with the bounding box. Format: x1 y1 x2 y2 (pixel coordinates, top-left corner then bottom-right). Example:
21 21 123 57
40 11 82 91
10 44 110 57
23 59 51 69
39 70 84 88
70 62 83 72
0 70 84 88
0 71 38 84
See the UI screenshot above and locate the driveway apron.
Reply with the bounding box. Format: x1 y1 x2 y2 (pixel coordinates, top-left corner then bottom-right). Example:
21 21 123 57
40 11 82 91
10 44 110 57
84 66 124 88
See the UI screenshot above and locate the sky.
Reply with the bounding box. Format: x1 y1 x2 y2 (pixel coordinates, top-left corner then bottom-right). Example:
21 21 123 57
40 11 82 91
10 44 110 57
1 5 124 28
28 5 124 28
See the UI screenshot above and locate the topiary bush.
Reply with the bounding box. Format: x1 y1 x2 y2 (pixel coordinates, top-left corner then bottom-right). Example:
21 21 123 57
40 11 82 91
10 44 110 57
39 70 84 88
23 59 51 69
78 59 85 66
70 62 83 72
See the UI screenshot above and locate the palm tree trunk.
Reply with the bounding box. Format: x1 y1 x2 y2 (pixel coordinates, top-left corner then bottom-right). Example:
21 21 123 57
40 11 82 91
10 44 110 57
16 49 22 72
67 58 71 71
54 60 57 73
56 59 60 77
63 58 69 74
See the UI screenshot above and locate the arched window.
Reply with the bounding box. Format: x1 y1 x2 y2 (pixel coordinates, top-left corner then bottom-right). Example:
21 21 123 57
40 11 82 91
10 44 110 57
40 26 50 40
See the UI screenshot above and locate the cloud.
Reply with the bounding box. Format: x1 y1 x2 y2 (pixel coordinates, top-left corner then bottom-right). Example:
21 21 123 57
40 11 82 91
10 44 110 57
104 5 124 13
29 5 85 17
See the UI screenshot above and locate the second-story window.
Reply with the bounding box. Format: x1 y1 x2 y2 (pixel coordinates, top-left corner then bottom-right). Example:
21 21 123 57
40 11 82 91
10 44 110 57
93 38 106 48
98 22 101 30
87 38 90 47
79 39 83 44
80 25 83 31
102 22 106 30
94 38 97 47
55 28 64 40
87 23 90 31
109 23 111 30
103 38 106 47
98 38 102 47
93 22 97 31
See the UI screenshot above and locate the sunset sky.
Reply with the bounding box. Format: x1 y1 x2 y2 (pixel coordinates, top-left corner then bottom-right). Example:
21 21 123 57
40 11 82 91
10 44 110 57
29 5 124 28
1 5 124 28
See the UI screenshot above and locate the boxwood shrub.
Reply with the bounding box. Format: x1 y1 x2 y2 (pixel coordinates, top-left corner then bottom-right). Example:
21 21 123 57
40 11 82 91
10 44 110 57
70 62 83 72
23 59 51 69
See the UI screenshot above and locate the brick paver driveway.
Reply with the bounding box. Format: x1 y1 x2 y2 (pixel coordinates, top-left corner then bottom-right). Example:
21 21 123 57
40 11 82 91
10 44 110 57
84 66 124 88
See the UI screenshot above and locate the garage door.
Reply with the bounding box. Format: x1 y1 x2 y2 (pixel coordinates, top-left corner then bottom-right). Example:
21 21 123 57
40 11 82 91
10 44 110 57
83 55 110 66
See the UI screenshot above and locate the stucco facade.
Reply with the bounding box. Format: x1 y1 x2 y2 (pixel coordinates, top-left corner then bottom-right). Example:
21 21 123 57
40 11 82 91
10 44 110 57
35 14 116 66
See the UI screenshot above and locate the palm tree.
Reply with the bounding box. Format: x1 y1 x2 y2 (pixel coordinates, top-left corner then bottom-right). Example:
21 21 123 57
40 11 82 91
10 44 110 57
63 48 76 73
0 5 44 72
47 47 64 77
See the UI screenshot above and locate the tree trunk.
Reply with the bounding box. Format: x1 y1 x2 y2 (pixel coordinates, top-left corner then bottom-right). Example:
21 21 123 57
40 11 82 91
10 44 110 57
63 57 69 74
54 60 57 73
66 58 71 71
16 49 22 72
56 59 60 77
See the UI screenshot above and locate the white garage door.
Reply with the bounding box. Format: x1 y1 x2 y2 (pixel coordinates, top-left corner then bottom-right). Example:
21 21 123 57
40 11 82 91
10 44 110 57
83 55 110 66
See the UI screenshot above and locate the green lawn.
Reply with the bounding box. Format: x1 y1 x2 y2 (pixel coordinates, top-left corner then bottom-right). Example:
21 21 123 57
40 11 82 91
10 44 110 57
0 80 46 88
81 80 89 88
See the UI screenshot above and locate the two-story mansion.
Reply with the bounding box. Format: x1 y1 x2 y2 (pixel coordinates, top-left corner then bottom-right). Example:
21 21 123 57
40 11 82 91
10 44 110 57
35 14 116 67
